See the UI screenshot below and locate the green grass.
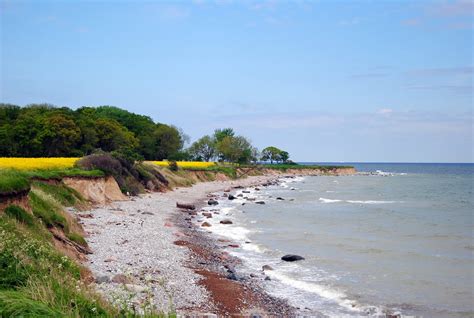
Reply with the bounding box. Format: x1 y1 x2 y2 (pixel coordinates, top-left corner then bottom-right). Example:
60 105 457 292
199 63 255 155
3 205 34 227
0 170 30 194
0 168 103 196
66 232 87 247
28 190 68 231
32 181 83 206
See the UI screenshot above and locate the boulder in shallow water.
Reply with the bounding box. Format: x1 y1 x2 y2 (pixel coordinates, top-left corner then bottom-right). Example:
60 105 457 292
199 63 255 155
276 197 285 200
262 265 273 271
208 199 219 205
220 219 233 224
255 201 265 205
281 254 305 262
202 222 212 227
228 194 236 200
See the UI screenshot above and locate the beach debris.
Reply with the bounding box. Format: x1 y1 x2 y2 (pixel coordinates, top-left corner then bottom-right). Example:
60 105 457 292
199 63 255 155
201 221 212 227
208 199 219 205
176 202 196 210
104 257 117 262
228 244 240 248
281 254 305 262
262 265 274 271
255 201 265 205
220 219 233 224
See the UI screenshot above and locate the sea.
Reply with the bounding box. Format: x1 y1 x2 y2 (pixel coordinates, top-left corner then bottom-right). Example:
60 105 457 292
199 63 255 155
200 163 474 317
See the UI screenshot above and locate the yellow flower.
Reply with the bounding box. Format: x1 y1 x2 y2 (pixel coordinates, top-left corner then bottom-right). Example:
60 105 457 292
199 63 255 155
0 158 79 170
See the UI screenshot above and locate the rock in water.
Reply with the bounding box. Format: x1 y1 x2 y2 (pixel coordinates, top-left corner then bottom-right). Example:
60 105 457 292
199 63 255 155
220 219 233 224
202 222 212 227
281 254 305 262
262 265 274 271
228 194 236 200
255 201 265 205
208 199 219 206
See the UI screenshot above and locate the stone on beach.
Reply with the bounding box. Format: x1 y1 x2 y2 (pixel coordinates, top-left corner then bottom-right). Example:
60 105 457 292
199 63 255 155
176 202 196 210
262 265 274 271
202 221 212 227
208 199 219 205
281 254 305 262
220 219 233 224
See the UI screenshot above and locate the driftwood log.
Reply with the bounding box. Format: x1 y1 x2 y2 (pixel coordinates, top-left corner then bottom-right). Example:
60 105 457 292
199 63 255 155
176 202 196 210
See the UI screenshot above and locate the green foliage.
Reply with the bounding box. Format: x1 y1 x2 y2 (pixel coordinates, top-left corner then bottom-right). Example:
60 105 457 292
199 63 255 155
28 190 68 230
261 146 290 164
0 104 186 160
0 216 112 317
0 290 62 317
188 135 216 161
168 160 179 171
4 205 34 226
0 170 30 194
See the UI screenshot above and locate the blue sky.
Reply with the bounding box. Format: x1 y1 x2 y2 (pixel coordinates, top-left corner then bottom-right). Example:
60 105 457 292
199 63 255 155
1 0 472 162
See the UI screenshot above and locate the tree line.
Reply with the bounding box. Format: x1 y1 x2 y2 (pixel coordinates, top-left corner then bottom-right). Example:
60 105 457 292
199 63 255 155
0 104 291 164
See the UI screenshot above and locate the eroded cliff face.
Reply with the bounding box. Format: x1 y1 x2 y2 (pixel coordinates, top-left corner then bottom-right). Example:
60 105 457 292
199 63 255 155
0 189 31 213
62 176 127 204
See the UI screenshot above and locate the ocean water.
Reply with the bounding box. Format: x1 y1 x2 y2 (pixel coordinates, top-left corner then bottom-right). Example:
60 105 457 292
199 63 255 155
201 163 474 317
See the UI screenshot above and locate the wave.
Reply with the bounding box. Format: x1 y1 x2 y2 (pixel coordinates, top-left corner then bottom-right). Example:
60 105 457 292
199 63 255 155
319 198 343 203
319 198 397 204
266 270 376 314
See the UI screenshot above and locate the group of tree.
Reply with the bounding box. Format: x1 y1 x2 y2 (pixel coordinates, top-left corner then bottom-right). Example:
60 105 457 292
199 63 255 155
0 104 187 160
188 129 290 164
187 128 258 164
0 103 291 164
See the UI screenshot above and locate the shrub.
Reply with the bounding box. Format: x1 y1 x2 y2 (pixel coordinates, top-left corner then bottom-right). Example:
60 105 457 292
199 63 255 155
4 205 34 226
168 160 179 171
75 153 122 176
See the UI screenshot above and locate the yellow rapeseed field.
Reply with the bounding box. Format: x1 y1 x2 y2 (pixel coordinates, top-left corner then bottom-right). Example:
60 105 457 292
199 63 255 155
150 161 216 169
0 158 79 170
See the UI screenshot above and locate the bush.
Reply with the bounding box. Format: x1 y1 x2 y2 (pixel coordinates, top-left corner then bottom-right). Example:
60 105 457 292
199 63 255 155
4 205 34 226
168 160 179 171
75 153 122 176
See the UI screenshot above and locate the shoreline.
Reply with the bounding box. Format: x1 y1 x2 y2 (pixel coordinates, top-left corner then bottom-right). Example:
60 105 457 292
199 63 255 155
79 174 297 316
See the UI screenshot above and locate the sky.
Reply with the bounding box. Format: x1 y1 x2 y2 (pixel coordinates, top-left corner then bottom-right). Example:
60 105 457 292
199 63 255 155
1 0 473 162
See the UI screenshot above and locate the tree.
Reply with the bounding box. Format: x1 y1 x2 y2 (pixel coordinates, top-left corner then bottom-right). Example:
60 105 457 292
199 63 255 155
153 124 183 160
217 135 254 164
213 128 235 143
261 146 281 164
279 151 290 163
95 118 138 152
40 114 81 156
188 135 216 161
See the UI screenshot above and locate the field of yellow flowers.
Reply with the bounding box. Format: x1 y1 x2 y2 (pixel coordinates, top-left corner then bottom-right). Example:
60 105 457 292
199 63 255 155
149 161 216 169
0 158 79 170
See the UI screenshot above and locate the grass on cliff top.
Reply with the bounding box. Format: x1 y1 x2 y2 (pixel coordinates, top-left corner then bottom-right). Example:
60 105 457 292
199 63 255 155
0 168 103 195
